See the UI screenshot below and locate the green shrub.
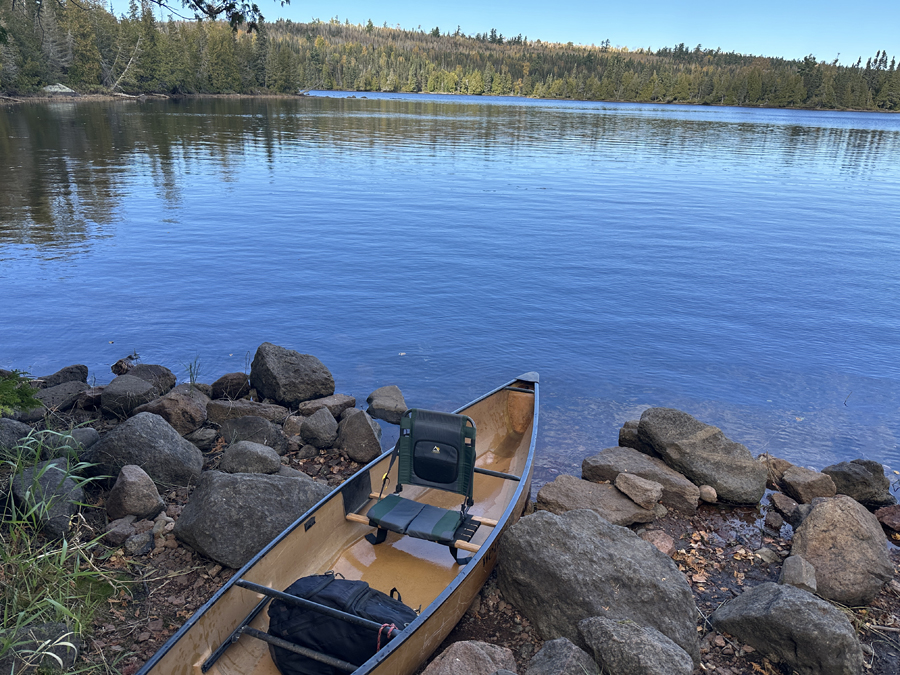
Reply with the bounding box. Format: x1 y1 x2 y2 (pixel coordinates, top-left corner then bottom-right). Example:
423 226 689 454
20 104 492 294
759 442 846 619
0 370 42 417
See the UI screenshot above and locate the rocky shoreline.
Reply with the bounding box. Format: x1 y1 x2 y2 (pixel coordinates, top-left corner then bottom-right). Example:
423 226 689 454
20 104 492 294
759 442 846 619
1 342 898 675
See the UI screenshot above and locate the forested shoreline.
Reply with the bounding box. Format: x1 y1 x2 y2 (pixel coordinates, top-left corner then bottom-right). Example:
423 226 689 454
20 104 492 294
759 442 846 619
1 1 899 110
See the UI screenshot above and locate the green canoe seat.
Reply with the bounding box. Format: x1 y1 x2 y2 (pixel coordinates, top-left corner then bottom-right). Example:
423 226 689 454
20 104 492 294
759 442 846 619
364 409 480 560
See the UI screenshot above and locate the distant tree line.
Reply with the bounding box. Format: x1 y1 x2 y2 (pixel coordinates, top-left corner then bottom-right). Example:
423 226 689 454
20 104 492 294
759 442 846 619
1 3 898 110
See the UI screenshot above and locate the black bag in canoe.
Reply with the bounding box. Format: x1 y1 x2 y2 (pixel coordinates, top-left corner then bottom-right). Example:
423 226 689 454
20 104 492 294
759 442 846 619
267 573 418 675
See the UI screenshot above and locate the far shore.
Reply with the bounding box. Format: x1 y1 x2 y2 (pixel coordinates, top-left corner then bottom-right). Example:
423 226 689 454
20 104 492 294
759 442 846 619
2 89 895 114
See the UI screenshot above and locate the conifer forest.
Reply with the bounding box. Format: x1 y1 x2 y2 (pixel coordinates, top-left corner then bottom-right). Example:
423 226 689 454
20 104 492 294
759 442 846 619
1 1 898 110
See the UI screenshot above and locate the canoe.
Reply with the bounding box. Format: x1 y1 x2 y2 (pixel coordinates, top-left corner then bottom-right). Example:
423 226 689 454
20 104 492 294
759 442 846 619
136 372 539 675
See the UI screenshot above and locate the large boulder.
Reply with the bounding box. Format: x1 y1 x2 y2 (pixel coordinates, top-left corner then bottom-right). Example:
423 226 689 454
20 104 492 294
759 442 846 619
35 381 90 412
525 638 598 675
105 465 165 521
337 409 383 463
218 416 290 455
300 408 339 448
421 641 516 675
637 408 766 504
791 494 892 605
210 372 250 400
133 388 209 436
822 459 897 508
536 474 654 526
250 343 335 407
617 419 657 456
35 364 88 389
781 465 836 504
207 399 289 425
173 471 330 568
498 509 698 664
582 446 699 514
366 385 407 424
710 582 863 675
84 412 203 486
101 374 160 417
128 364 176 394
579 616 693 675
11 458 83 538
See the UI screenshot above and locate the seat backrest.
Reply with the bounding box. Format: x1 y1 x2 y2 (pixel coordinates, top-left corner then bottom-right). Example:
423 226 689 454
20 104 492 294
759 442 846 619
397 409 476 502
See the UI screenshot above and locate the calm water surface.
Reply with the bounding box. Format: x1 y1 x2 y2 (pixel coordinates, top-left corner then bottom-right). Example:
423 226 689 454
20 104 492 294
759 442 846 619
2 93 899 487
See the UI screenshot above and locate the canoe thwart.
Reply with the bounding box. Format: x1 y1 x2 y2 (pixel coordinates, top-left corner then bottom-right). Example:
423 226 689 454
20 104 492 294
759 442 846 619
503 386 535 393
241 627 357 673
473 467 521 482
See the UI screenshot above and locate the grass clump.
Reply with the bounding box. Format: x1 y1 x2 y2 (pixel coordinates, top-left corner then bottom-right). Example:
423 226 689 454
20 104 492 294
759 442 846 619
0 370 41 417
0 431 121 672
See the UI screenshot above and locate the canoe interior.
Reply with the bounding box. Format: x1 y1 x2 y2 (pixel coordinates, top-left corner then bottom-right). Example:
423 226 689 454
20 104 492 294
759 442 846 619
143 379 536 675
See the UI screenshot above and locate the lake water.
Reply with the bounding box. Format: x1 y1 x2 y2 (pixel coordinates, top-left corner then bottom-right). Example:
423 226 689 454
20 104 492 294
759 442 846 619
2 93 899 489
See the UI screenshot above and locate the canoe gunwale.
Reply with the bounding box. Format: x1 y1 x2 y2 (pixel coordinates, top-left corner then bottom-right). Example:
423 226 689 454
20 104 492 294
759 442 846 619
135 374 539 675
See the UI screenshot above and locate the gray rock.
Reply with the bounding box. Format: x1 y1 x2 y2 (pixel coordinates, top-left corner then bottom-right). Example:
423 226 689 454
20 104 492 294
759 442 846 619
537 475 654 526
207 399 289 425
640 529 676 556
298 444 319 459
101 374 161 418
781 465 836 504
128 364 176 394
300 408 339 448
618 419 657 456
791 494 892 605
525 637 598 675
0 622 80 674
75 386 103 410
124 530 154 556
173 470 330 568
614 473 663 510
769 491 803 527
250 343 335 407
42 83 77 94
35 381 89 412
579 616 693 675
822 459 897 507
84 412 203 486
637 408 766 504
296 393 357 419
282 414 305 437
104 515 137 546
337 409 383 463
210 372 250 400
758 453 795 490
11 458 83 538
133 389 209 436
34 427 100 456
421 641 517 675
218 416 289 455
366 385 407 424
698 485 717 503
582 446 699 514
498 509 699 664
185 427 218 451
220 441 282 474
35 364 88 389
711 582 863 675
0 418 33 450
779 554 817 593
106 465 165 520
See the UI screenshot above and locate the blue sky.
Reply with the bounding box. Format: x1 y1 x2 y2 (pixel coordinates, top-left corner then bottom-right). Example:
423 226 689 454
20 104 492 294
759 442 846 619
234 0 896 64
